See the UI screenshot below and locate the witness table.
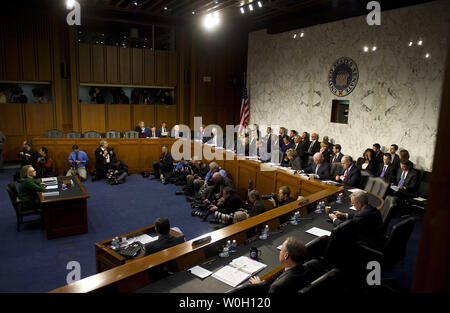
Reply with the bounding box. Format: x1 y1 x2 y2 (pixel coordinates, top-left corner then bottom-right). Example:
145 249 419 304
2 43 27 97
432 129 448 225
39 176 90 239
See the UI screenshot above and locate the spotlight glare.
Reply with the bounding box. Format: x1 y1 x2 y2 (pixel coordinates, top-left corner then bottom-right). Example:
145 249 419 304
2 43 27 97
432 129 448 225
66 0 75 8
408 41 413 47
240 7 245 14
425 53 430 58
192 11 195 15
203 12 220 30
249 4 253 11
372 46 377 51
418 40 423 46
363 46 369 52
164 6 168 10
258 1 262 7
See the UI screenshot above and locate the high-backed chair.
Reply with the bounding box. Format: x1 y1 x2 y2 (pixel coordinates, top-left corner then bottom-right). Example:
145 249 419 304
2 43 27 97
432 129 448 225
380 196 397 233
46 129 62 138
364 177 389 198
106 130 121 138
298 268 341 294
124 130 139 138
330 163 343 180
6 183 42 232
360 170 373 190
83 131 101 138
66 132 81 138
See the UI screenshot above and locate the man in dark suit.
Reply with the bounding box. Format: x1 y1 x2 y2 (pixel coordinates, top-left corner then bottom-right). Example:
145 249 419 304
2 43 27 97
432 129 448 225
208 186 243 223
144 217 184 256
389 144 400 169
246 189 266 217
93 140 114 181
329 191 384 249
376 153 396 184
160 121 169 137
299 152 330 180
18 141 38 168
152 145 174 182
330 144 343 163
195 124 209 143
305 133 321 157
148 125 161 138
249 237 325 293
372 143 384 166
292 135 305 159
263 127 273 153
392 160 419 198
278 127 287 149
335 155 361 187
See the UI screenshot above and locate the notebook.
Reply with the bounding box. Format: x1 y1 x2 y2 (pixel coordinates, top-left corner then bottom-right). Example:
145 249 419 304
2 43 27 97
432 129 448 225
212 256 267 287
305 227 331 237
188 265 213 279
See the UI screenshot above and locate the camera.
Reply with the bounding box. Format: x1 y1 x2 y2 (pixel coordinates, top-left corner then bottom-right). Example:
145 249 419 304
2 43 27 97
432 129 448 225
70 161 77 170
261 193 277 200
214 211 233 224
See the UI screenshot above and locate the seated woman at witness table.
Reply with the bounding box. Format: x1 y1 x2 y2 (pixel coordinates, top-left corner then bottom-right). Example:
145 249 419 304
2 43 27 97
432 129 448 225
357 148 377 175
18 165 46 210
135 121 149 138
281 148 303 170
280 135 293 165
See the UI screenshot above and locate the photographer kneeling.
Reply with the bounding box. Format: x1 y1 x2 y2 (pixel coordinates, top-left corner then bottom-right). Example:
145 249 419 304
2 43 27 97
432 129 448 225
267 186 295 208
106 157 128 185
208 186 244 224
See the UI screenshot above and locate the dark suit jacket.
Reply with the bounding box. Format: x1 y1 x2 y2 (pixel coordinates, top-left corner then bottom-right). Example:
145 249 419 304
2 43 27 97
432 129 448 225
330 152 343 163
218 193 244 215
341 165 362 188
248 199 266 217
95 147 114 170
374 151 384 166
333 204 384 249
148 129 162 138
306 140 321 155
395 169 419 193
391 154 400 169
281 156 302 171
303 162 331 179
357 159 378 175
376 163 396 184
159 152 174 166
144 233 185 255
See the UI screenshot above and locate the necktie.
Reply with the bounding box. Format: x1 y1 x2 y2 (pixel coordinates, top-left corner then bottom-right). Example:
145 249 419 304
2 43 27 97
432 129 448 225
344 169 348 178
332 154 337 163
380 165 386 177
75 151 79 161
315 164 319 175
308 141 314 152
153 131 155 137
398 171 406 187
257 147 260 157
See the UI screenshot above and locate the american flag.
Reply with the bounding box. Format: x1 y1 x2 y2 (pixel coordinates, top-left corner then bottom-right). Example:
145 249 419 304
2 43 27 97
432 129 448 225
238 85 249 136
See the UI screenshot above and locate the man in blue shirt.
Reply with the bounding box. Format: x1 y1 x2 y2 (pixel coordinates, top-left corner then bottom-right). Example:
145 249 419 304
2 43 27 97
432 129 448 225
66 144 89 181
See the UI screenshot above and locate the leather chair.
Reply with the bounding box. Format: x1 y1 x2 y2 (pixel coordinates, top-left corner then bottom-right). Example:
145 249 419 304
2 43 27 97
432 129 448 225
380 196 397 232
106 130 121 138
364 177 389 198
124 130 139 139
360 170 373 190
358 217 415 269
83 131 101 138
330 163 343 180
46 129 62 138
66 132 81 138
298 268 340 294
6 182 43 232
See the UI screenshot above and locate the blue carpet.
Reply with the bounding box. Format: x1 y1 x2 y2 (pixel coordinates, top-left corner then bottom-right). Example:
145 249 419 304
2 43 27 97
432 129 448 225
0 168 213 293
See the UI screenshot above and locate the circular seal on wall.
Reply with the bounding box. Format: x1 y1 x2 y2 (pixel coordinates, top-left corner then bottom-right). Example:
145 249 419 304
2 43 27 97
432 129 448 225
328 57 359 97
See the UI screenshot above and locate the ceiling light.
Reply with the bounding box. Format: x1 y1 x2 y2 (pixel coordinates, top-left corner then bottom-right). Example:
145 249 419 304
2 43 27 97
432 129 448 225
249 4 253 11
425 53 430 58
418 40 423 46
300 32 304 37
164 6 168 10
192 11 195 15
258 1 262 8
293 34 297 39
372 46 377 51
240 7 245 14
363 46 369 52
203 12 220 30
408 41 413 47
66 0 75 9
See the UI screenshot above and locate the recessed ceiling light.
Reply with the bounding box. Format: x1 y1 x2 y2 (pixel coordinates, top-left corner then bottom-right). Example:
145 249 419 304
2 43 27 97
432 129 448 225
133 1 138 6
258 1 262 8
408 41 413 47
425 53 430 58
372 46 377 51
418 40 423 46
249 4 253 11
300 32 304 37
240 7 245 14
293 34 297 39
164 6 168 10
192 11 195 15
363 46 369 52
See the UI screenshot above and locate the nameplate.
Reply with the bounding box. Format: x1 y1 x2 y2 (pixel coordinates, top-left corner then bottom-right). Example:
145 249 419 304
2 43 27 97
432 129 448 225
299 199 309 206
192 236 212 248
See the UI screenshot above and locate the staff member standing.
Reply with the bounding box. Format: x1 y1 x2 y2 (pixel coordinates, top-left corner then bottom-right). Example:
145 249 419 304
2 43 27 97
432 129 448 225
93 140 114 181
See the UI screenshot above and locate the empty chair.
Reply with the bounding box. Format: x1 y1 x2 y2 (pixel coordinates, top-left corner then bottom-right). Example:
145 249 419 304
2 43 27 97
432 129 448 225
330 162 343 180
83 131 101 138
46 129 62 138
405 170 431 211
358 217 415 269
66 131 81 138
124 130 139 139
360 170 373 189
106 130 121 138
298 268 341 294
364 177 389 198
380 196 397 232
6 183 42 232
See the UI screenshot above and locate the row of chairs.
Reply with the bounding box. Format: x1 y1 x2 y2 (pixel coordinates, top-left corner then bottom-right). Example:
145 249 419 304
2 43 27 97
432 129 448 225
46 129 140 139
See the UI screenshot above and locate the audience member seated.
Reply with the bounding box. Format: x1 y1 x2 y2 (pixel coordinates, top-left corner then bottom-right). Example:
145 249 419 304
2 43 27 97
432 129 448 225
372 143 384 166
233 211 248 223
18 141 38 168
66 145 88 181
330 144 343 163
208 186 243 224
256 140 272 162
93 140 114 181
152 145 174 183
143 217 184 256
246 189 266 217
34 147 53 178
391 160 419 199
248 237 325 293
389 144 400 169
171 125 183 138
268 186 295 208
399 149 414 169
89 87 105 104
160 121 169 137
18 165 45 210
356 148 377 175
148 125 161 138
335 155 361 187
328 191 384 249
376 153 396 184
281 148 302 170
306 133 321 157
106 156 129 185
160 91 173 104
135 121 149 138
299 152 330 180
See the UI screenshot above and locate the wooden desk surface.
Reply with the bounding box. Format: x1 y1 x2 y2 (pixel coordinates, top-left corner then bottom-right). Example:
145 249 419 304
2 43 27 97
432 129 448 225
39 175 90 203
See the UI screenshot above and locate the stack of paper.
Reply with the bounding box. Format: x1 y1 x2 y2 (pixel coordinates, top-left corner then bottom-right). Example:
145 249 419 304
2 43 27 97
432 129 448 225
41 177 57 187
305 227 331 237
42 191 60 198
127 234 158 245
212 256 267 287
188 266 213 279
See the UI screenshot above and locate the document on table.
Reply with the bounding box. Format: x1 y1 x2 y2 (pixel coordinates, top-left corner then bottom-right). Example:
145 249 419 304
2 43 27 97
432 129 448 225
45 185 58 190
42 191 60 198
348 188 366 193
42 177 57 183
390 185 399 192
212 256 267 287
413 197 427 202
188 266 213 279
305 227 331 237
128 234 158 245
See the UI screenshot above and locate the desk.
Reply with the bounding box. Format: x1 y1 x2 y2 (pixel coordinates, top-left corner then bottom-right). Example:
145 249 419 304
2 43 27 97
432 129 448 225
135 188 381 293
95 225 183 273
39 176 90 239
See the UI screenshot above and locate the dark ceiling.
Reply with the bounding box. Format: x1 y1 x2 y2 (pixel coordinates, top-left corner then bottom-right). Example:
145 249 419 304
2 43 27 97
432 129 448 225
7 0 438 33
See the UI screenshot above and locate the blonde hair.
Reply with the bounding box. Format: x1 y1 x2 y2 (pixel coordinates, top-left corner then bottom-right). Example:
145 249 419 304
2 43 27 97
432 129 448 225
20 165 34 181
286 148 297 159
233 211 248 223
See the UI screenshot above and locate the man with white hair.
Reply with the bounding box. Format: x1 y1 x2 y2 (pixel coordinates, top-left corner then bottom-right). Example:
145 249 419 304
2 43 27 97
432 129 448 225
335 155 361 187
93 140 114 181
329 190 384 248
298 152 330 179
